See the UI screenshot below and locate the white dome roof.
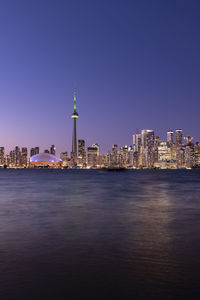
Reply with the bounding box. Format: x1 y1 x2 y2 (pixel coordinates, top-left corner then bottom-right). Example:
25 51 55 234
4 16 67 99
30 153 62 163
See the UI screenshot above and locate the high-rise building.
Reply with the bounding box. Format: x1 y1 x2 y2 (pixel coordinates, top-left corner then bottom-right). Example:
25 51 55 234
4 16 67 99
21 147 28 167
185 136 193 146
50 145 56 155
87 146 98 168
71 90 79 164
176 129 183 146
141 130 154 148
78 139 86 167
35 147 39 155
92 143 100 156
60 152 68 167
141 130 154 168
14 146 21 166
44 149 50 153
30 147 39 157
111 144 118 165
133 134 142 152
0 147 5 166
30 148 35 157
167 130 174 146
194 142 200 167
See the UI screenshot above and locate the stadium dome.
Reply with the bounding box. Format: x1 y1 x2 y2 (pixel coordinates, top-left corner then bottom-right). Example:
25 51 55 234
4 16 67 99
30 153 62 163
30 153 62 168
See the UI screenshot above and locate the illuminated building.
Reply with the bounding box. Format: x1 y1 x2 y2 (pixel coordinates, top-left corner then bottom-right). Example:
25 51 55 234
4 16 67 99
78 139 86 167
167 130 174 146
0 147 5 166
194 142 200 167
185 136 193 146
14 146 21 167
60 152 68 167
30 153 62 168
176 147 185 168
71 90 79 164
111 144 118 166
30 147 39 157
141 130 154 168
50 145 56 156
119 145 129 167
87 146 98 168
176 129 183 146
92 143 100 156
133 134 142 167
21 147 28 167
133 134 142 151
185 145 194 168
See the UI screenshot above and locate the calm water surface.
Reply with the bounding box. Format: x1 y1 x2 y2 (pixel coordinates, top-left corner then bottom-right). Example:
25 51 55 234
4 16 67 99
0 169 200 299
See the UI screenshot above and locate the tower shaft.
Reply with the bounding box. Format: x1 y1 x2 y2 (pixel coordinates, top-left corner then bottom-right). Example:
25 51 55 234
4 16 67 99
72 118 77 161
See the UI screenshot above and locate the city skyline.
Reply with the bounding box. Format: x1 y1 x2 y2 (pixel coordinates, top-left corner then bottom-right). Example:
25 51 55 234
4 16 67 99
0 87 199 169
1 1 200 155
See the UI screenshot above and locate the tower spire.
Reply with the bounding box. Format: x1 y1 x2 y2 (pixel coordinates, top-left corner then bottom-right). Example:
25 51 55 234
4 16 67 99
74 89 77 112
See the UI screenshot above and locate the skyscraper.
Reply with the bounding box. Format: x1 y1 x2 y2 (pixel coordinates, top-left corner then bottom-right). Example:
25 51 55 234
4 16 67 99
21 147 28 167
71 90 79 164
167 130 174 146
78 139 86 167
87 146 98 168
141 130 154 168
50 145 56 155
0 147 5 166
176 129 183 146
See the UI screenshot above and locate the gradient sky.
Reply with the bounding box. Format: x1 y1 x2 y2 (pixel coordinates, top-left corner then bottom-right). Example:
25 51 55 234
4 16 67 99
0 0 200 155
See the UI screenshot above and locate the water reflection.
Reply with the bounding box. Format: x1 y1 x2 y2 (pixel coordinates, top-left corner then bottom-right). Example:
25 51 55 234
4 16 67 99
0 169 200 299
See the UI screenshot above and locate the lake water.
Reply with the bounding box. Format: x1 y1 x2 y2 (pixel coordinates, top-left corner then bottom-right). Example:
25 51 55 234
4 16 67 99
0 169 200 299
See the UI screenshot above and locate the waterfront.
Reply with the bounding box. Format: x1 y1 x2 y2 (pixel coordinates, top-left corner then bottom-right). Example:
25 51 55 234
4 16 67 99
0 169 200 299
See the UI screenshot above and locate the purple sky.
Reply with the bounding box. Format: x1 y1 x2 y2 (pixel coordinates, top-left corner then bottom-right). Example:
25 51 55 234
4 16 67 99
0 0 200 155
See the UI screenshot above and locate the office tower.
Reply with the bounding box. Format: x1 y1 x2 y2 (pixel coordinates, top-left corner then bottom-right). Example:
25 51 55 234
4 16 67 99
141 130 154 168
5 154 11 167
21 147 28 167
60 151 68 167
9 151 15 166
60 152 68 160
111 144 118 165
44 149 50 153
133 134 142 152
133 134 142 167
78 139 86 167
87 146 98 168
92 143 100 156
167 130 174 145
0 147 5 166
50 145 56 155
194 142 200 167
35 147 39 154
71 90 79 164
14 146 21 166
78 139 85 158
141 130 154 148
30 147 39 157
119 145 129 167
185 136 193 146
185 144 194 168
176 129 183 146
30 148 35 157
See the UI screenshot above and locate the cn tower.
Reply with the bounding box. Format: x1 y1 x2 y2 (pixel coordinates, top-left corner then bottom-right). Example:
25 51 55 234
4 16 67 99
71 90 79 163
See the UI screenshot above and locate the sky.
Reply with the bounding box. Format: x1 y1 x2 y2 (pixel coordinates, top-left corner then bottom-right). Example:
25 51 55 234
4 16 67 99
0 0 200 155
